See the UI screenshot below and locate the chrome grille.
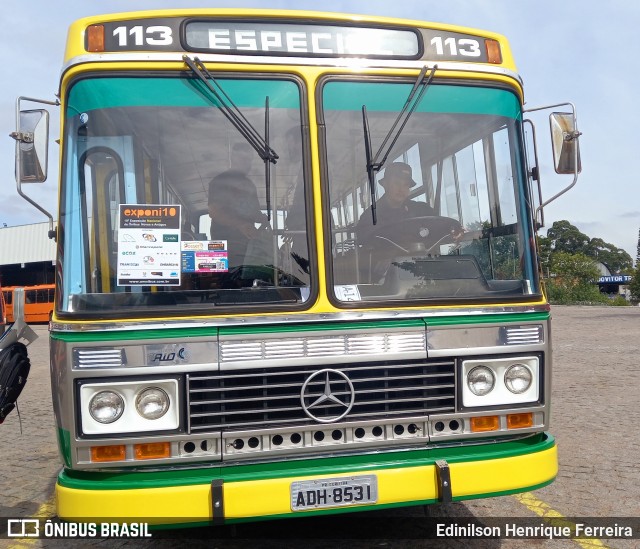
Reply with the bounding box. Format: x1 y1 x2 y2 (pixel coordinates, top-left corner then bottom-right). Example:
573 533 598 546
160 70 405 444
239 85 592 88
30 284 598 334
219 331 426 362
188 359 455 432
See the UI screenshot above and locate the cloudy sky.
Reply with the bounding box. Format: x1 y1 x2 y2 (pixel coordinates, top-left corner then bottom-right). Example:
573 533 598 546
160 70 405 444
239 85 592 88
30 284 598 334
1 0 638 262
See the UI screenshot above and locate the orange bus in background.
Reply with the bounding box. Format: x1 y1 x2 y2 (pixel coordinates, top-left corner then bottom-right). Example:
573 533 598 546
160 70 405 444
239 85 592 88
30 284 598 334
1 284 54 323
0 284 5 327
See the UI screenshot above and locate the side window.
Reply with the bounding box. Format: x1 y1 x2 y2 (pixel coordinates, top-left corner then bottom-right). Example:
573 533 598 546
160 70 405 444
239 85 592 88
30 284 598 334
439 156 459 220
493 127 517 225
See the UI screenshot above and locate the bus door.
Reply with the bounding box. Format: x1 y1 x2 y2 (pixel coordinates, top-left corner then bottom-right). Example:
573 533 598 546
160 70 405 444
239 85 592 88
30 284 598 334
2 288 14 324
67 137 135 298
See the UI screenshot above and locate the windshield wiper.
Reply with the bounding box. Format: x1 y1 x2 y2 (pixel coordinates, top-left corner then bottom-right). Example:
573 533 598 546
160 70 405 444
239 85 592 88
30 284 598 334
361 65 437 224
183 55 279 219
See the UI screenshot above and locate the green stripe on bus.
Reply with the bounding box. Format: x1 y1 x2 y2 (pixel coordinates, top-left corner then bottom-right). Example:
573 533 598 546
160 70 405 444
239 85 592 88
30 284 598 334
50 311 549 342
58 433 553 491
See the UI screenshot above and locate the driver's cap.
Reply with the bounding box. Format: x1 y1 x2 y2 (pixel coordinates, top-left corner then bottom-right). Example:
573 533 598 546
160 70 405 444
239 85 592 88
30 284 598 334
382 162 418 188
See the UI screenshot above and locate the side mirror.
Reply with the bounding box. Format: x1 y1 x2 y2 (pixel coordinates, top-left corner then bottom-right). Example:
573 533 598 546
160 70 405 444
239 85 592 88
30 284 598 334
550 112 581 175
13 108 50 183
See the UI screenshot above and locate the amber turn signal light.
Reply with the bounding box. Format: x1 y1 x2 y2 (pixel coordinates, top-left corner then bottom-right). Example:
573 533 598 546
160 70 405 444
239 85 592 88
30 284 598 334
507 412 533 429
91 445 126 462
470 415 499 432
134 442 171 460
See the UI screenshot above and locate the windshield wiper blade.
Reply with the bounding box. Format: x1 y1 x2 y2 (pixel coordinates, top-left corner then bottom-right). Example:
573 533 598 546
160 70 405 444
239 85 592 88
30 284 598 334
183 55 279 221
264 96 273 220
362 65 437 224
183 55 279 165
362 105 377 225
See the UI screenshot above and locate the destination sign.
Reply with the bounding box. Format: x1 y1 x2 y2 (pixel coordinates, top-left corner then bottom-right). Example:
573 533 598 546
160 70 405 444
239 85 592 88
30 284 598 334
185 22 420 57
89 18 499 64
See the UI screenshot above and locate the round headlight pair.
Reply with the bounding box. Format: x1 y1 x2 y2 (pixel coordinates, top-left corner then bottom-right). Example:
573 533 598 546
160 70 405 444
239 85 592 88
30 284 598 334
467 364 532 396
88 388 170 424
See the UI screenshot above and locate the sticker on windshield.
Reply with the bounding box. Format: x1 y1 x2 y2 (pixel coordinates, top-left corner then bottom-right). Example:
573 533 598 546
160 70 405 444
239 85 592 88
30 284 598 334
117 205 182 286
181 240 229 272
334 285 362 302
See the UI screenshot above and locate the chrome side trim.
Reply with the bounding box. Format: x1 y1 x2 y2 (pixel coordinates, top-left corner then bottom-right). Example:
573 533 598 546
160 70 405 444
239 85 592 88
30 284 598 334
70 337 219 372
51 303 549 333
427 322 547 357
61 52 523 85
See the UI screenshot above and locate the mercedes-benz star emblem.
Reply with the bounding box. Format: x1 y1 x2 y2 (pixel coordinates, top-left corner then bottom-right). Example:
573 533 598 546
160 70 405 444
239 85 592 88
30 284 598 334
300 369 355 423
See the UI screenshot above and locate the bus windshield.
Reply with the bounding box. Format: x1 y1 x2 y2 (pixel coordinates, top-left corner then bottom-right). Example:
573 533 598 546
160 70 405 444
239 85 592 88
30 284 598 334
322 79 539 304
59 75 311 317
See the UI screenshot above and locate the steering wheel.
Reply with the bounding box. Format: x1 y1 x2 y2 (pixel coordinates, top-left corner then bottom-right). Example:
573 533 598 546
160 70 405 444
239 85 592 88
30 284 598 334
359 216 464 254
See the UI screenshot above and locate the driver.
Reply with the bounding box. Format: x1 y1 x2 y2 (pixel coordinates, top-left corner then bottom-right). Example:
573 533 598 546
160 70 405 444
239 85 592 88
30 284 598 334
356 161 435 241
356 162 465 282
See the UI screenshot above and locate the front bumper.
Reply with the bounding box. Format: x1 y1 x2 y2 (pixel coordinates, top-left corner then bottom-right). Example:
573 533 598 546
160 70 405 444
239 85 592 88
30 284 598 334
56 433 557 526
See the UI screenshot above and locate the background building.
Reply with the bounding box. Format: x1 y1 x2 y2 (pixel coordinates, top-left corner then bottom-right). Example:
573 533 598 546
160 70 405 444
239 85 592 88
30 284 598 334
595 261 632 300
0 222 56 286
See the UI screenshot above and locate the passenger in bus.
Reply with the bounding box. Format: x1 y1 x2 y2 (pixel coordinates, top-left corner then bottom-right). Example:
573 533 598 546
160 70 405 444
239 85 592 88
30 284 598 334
208 143 270 271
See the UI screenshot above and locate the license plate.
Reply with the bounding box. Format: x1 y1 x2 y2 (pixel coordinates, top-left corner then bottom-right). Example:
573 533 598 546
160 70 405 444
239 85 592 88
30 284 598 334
291 474 378 511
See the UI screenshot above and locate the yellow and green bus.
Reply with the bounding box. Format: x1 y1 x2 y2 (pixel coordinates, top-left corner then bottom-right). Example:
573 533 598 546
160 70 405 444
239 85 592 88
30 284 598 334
12 9 580 526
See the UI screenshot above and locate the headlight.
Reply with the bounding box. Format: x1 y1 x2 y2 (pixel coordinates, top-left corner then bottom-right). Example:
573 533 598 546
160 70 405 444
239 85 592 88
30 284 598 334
89 391 124 424
135 387 170 420
504 364 533 394
467 366 495 396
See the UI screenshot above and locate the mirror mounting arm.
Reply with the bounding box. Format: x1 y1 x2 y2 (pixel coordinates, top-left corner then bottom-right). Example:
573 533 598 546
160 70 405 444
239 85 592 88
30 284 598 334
524 102 581 225
9 131 34 143
12 96 59 240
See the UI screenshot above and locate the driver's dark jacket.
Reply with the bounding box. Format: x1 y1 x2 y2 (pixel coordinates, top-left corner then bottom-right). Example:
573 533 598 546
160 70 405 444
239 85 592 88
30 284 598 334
356 198 435 241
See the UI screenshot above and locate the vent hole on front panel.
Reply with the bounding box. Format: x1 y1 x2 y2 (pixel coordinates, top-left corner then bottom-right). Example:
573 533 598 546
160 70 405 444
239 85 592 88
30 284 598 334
394 425 405 436
272 435 283 446
434 421 445 432
332 430 342 440
290 433 302 444
200 440 209 452
248 437 260 449
314 431 325 442
449 420 460 431
184 442 195 453
408 423 419 434
233 439 244 450
372 426 383 437
354 428 365 439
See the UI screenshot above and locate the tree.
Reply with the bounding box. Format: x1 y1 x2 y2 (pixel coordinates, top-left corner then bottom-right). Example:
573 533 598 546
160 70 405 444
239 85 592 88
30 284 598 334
587 238 633 273
543 220 632 273
629 264 640 302
536 234 552 277
545 251 606 304
551 252 600 285
546 220 590 255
